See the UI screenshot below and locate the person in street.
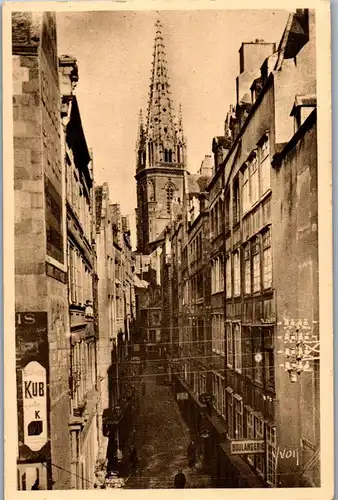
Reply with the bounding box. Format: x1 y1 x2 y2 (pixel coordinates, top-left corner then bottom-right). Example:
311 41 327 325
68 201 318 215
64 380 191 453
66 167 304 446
129 445 138 472
187 439 196 467
174 469 186 488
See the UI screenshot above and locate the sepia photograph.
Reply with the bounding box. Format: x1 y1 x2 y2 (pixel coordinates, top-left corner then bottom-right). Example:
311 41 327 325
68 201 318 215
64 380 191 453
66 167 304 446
3 1 333 496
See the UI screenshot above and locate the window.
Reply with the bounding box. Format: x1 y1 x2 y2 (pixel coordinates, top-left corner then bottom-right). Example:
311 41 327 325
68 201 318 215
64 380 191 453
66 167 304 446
260 138 271 194
254 416 265 477
253 328 263 384
222 384 226 418
225 191 230 232
246 408 254 465
226 255 232 298
234 323 242 373
244 244 251 294
220 315 225 355
213 374 224 414
166 182 176 214
234 396 243 438
226 388 234 438
266 425 277 486
252 237 261 293
220 257 224 292
243 326 253 379
226 322 233 368
215 202 219 236
233 251 241 297
242 166 250 213
250 154 259 205
263 328 275 389
215 257 220 292
233 177 240 225
263 229 272 289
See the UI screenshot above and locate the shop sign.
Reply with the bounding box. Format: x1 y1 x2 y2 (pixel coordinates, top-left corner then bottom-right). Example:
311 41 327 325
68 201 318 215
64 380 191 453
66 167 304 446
176 392 188 401
230 439 265 455
200 428 210 439
22 361 47 451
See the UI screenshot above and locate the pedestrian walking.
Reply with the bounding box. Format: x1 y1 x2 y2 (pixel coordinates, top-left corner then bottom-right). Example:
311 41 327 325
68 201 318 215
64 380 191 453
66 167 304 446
187 439 196 467
174 470 186 488
129 445 138 472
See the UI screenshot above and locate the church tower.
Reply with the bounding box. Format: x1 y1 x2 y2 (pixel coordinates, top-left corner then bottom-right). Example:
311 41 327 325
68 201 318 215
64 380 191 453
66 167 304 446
135 20 187 254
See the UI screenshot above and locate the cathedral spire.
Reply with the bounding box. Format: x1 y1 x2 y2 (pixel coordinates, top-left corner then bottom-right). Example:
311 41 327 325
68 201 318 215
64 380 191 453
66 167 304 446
144 19 181 165
135 20 187 254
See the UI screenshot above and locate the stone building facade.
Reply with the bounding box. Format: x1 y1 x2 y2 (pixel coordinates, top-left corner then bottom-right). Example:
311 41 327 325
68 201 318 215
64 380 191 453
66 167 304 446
215 9 318 488
59 55 99 489
95 192 137 471
160 8 319 490
13 12 71 490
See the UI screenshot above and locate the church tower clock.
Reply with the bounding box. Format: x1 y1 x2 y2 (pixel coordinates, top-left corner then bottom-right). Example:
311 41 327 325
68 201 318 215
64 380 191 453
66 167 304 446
135 20 187 254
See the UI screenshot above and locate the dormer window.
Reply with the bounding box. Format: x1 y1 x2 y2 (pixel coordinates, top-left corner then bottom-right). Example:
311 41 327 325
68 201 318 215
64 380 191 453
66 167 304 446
291 95 316 132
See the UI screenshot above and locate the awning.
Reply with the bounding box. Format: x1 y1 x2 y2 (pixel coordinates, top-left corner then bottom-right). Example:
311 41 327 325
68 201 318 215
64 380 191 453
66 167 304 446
133 275 148 289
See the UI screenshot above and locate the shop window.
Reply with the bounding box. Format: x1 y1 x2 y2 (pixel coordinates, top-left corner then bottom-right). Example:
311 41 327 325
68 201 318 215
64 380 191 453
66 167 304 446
266 425 277 486
254 416 265 477
246 408 254 465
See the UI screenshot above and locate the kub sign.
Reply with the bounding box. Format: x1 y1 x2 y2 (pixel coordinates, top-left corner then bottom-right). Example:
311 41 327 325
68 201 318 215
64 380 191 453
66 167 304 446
22 361 47 451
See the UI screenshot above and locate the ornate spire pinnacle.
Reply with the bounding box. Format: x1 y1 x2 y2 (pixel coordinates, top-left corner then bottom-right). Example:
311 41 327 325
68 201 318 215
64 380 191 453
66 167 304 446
136 109 145 149
146 20 176 144
136 20 186 171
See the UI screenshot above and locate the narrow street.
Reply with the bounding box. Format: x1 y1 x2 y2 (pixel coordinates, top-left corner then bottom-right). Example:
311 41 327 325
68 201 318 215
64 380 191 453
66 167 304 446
124 363 212 489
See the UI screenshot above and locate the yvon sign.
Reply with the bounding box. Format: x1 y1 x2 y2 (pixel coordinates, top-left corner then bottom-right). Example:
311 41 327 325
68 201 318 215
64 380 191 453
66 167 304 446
22 361 47 451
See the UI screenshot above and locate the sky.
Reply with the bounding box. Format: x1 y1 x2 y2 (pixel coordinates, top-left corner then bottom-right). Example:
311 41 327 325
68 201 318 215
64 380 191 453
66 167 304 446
56 9 291 248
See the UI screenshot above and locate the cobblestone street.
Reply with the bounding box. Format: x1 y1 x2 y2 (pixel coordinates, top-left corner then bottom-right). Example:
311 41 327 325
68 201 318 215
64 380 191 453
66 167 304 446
124 364 212 489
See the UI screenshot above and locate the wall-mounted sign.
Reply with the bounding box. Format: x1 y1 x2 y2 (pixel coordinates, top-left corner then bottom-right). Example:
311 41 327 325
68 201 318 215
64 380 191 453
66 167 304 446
230 439 265 455
176 392 188 401
22 361 47 451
